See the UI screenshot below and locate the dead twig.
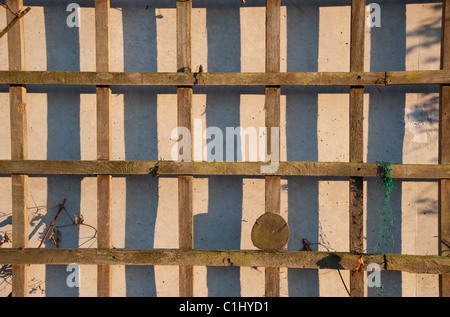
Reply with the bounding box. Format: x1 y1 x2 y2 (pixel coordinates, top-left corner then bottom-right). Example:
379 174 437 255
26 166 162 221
38 198 66 249
51 209 98 248
48 227 61 248
301 238 312 251
0 232 11 248
150 162 160 178
0 6 31 39
0 3 17 16
301 238 351 297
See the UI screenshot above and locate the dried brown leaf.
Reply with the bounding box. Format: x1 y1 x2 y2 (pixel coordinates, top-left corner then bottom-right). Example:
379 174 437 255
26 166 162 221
49 228 61 248
301 239 312 251
351 255 364 275
3 232 11 243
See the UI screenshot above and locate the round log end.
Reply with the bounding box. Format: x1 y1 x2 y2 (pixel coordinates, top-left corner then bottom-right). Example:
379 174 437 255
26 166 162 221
251 212 290 251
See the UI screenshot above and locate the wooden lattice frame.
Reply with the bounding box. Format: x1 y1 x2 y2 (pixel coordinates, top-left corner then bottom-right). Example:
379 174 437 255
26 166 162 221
0 0 449 297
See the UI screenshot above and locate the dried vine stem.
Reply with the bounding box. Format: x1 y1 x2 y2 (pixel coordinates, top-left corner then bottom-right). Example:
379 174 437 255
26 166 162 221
0 3 17 16
38 199 66 249
0 5 31 39
301 238 351 297
0 232 11 248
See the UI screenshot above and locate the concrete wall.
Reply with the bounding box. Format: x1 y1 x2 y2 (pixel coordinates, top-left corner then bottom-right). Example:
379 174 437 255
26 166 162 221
0 0 442 296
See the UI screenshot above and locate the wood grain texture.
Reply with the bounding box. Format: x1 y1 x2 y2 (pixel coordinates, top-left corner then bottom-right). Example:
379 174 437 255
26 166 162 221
177 0 191 72
440 0 450 298
3 160 450 179
9 85 27 161
2 70 450 86
97 175 112 249
0 70 386 86
265 0 281 298
350 0 365 73
266 0 280 73
95 0 112 297
6 0 25 71
177 0 193 298
178 176 193 251
1 249 449 275
11 174 28 249
96 87 112 161
251 212 289 251
349 0 366 298
7 0 28 298
265 267 280 297
349 87 364 163
265 175 280 213
97 176 112 296
95 0 110 73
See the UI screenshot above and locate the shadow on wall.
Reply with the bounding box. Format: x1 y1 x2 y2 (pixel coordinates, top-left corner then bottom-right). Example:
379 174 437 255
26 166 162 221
366 0 408 297
33 0 442 297
284 2 320 297
44 1 82 297
283 0 435 297
193 4 243 297
122 2 159 297
367 1 442 297
40 0 164 297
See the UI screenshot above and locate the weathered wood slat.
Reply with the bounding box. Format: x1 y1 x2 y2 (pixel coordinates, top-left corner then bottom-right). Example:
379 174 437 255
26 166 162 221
1 70 450 86
177 0 191 72
11 174 28 297
3 70 450 86
440 0 450 298
387 70 450 85
96 88 112 160
177 0 194 298
9 86 27 161
266 0 280 74
1 248 449 275
0 70 385 86
95 0 112 297
265 0 281 298
349 87 365 163
7 0 28 298
349 0 366 298
1 160 450 179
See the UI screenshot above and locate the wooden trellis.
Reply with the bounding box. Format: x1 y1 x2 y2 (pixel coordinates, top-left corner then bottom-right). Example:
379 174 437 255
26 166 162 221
0 0 449 297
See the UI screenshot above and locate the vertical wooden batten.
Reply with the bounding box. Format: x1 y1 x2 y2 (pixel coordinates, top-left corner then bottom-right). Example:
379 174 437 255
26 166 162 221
265 0 281 298
349 0 366 297
177 0 194 297
439 0 450 298
95 0 112 297
7 0 28 297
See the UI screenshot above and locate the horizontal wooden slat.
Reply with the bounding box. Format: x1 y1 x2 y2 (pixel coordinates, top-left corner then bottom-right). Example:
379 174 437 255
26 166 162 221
0 248 448 275
0 70 449 86
387 70 450 85
0 70 384 86
0 160 450 179
2 68 450 87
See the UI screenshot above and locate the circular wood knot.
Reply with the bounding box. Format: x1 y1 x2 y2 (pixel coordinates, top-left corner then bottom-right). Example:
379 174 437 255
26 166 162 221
17 103 26 114
251 212 290 251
